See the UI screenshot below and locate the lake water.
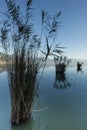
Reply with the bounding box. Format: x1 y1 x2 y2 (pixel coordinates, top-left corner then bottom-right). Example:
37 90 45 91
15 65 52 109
0 60 87 130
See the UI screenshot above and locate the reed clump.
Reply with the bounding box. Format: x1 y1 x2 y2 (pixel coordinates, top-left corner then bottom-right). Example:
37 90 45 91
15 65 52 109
77 61 83 72
54 56 71 89
54 56 71 73
0 0 63 125
9 53 38 124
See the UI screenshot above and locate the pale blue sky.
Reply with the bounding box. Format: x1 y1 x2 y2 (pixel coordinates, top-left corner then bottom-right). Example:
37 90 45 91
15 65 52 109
0 0 87 59
33 0 87 59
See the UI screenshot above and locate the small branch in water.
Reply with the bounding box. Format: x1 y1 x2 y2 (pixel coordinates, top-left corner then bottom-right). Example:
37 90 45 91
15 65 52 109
30 106 48 112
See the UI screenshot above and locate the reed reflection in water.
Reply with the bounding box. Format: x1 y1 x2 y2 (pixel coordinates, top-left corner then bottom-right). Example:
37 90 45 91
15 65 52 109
0 59 87 130
54 71 71 90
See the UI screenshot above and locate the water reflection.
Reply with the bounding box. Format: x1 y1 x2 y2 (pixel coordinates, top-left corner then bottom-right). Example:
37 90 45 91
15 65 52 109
54 72 71 90
1 60 87 130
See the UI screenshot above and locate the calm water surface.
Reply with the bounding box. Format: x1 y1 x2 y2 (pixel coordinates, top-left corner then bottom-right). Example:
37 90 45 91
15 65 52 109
0 60 87 130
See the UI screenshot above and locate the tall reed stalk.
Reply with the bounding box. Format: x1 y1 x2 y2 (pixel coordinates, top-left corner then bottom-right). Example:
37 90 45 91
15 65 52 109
0 0 63 125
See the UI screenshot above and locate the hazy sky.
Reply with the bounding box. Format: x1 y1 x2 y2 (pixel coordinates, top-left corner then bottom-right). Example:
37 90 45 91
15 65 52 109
0 0 87 59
